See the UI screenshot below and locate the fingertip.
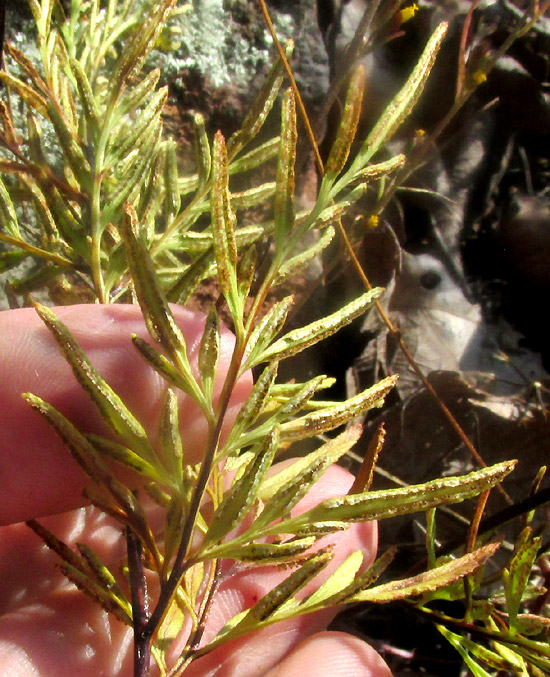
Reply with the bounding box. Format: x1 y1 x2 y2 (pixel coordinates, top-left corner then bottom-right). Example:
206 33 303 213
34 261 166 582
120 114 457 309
266 631 392 677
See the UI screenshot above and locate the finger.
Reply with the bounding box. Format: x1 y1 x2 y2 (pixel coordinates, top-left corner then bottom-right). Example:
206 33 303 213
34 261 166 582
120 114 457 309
265 632 392 677
0 467 377 677
0 590 134 677
174 465 378 676
0 304 252 525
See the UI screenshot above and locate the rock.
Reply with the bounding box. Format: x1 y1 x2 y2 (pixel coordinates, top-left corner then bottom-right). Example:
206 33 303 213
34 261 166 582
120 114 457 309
152 0 330 139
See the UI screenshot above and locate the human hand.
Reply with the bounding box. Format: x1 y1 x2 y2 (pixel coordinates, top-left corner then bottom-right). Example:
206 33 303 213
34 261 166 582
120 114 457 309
0 305 391 676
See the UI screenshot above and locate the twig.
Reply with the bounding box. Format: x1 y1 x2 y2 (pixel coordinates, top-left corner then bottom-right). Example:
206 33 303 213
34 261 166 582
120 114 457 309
140 335 246 649
0 0 5 74
167 560 223 676
455 0 479 100
127 527 151 677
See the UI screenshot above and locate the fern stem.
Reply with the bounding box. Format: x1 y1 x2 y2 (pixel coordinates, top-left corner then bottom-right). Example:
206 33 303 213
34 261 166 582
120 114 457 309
89 95 118 302
127 526 151 677
168 560 223 676
139 336 247 648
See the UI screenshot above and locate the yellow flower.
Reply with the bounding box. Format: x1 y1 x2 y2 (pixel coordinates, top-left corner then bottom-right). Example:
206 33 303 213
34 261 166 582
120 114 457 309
472 69 487 86
399 4 419 24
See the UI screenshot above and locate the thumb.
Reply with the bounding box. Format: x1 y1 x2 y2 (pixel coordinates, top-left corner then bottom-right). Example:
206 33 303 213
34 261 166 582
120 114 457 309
266 632 392 677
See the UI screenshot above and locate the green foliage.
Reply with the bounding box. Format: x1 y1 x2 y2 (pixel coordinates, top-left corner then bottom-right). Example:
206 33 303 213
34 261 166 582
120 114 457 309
420 517 550 676
1 1 541 676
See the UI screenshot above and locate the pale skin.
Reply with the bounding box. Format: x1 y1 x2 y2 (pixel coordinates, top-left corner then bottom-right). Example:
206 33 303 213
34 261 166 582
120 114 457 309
0 305 392 676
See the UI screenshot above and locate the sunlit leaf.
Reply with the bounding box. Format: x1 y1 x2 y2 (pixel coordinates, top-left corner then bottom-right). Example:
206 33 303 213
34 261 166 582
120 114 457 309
249 431 359 535
243 295 294 370
325 64 365 177
198 308 220 402
0 72 49 116
0 177 21 238
121 205 205 409
31 304 157 463
353 543 500 603
205 536 316 564
205 430 279 547
439 627 518 676
356 22 448 167
211 131 240 321
163 138 181 218
263 462 516 537
279 376 396 441
277 226 335 282
243 550 332 623
504 527 542 632
227 361 279 448
254 288 383 365
303 547 395 611
274 88 297 255
113 0 176 90
259 425 362 501
159 389 184 482
192 112 211 187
